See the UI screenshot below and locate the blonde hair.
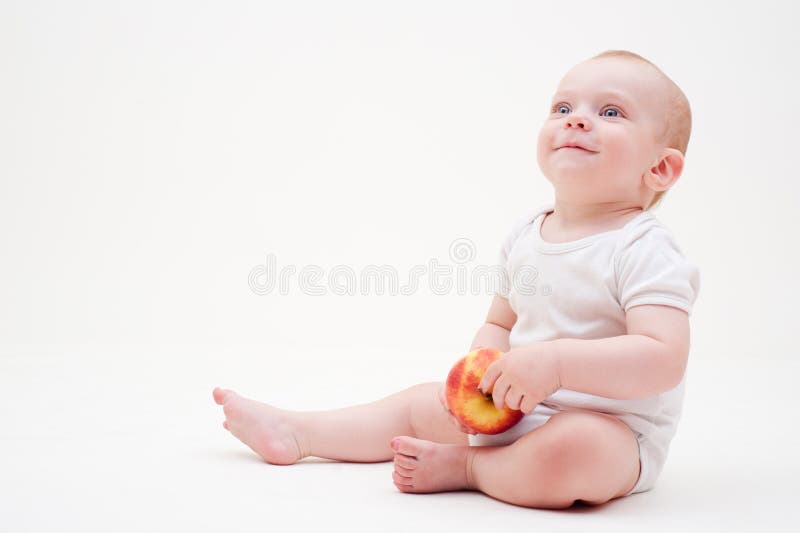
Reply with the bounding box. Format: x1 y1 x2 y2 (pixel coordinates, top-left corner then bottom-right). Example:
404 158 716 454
591 50 692 210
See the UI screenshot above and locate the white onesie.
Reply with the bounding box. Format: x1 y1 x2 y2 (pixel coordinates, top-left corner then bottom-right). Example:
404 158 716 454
468 202 701 496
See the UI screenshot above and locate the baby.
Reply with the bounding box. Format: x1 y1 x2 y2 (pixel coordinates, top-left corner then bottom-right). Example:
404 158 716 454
213 50 700 509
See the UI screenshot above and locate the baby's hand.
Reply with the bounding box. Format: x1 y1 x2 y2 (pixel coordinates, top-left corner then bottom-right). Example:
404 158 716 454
438 383 478 435
477 342 560 413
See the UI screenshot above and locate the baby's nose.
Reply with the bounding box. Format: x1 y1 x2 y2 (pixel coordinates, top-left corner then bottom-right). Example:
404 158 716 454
565 115 591 130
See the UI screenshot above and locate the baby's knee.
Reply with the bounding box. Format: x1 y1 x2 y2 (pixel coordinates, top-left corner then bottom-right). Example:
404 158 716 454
408 381 442 399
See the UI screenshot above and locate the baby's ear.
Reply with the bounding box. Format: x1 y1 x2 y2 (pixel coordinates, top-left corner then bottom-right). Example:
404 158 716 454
644 148 684 192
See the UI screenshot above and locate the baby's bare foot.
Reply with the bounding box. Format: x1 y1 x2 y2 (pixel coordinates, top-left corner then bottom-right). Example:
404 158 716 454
390 436 474 493
213 387 306 465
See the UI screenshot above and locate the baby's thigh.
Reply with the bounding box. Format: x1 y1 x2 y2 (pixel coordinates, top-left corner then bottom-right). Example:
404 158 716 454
407 382 469 446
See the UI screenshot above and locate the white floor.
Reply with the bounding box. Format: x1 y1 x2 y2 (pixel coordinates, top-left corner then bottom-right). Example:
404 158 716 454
1 345 797 532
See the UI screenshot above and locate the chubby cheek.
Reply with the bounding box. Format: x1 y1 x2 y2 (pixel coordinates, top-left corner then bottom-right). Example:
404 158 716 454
536 125 555 173
601 131 650 174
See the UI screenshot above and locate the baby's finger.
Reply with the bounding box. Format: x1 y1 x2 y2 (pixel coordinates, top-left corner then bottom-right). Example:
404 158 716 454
478 362 501 394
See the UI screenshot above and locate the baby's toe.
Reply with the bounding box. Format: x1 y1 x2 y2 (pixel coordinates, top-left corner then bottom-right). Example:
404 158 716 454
392 470 413 488
393 453 417 470
391 436 427 457
213 387 237 405
394 463 415 477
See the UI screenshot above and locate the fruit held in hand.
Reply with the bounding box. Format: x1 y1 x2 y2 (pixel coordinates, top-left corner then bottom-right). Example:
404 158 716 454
445 347 524 435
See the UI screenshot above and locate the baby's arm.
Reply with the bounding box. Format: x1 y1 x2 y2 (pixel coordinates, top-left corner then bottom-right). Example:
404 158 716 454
554 304 690 399
438 294 517 435
469 295 516 352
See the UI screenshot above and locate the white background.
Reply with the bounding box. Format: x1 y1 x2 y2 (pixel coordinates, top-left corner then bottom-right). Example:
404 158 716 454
1 1 798 531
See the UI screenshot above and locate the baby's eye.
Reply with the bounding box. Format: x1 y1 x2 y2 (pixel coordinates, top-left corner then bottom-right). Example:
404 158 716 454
601 107 620 117
553 104 570 114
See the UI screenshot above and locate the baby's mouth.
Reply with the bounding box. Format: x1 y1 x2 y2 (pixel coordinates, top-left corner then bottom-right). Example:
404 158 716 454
557 145 597 153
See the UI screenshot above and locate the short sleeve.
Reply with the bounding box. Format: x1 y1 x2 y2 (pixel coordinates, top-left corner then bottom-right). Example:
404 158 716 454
615 231 701 315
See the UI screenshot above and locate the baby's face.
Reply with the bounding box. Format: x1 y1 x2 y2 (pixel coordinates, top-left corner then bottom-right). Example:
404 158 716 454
537 56 669 206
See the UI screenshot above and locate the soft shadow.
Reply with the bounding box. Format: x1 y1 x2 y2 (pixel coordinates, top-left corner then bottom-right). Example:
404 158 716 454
209 449 388 467
480 494 615 514
294 457 342 465
560 494 648 514
472 482 651 513
564 500 608 513
210 449 266 464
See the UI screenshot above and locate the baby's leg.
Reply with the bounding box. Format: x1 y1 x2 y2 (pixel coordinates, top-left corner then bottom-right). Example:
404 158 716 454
468 410 640 507
213 382 466 464
391 410 640 508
